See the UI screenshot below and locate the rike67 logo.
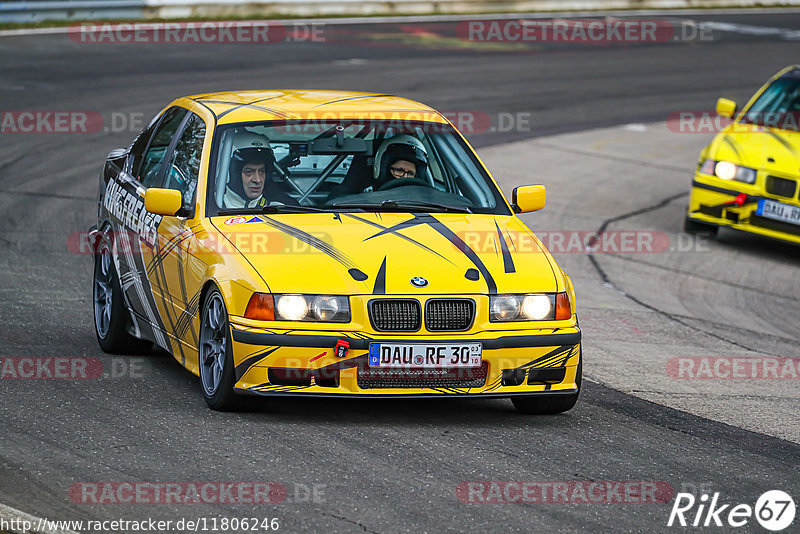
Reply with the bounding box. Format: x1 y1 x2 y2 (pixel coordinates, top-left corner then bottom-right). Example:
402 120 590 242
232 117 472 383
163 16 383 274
668 490 795 531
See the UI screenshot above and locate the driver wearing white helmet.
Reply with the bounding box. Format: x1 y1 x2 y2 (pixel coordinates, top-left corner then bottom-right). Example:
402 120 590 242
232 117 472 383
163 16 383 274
223 131 297 208
371 134 428 190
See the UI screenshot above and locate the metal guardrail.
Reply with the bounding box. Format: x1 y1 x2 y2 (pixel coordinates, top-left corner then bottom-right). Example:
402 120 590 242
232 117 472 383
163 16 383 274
0 0 143 22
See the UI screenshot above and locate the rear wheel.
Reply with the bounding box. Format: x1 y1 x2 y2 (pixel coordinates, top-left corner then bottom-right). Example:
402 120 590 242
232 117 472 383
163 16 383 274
93 238 150 354
512 357 582 415
684 216 718 236
199 288 241 411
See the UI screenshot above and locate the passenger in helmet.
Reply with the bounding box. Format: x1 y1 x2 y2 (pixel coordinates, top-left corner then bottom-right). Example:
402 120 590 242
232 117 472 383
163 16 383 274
373 134 429 189
325 133 430 200
223 131 297 208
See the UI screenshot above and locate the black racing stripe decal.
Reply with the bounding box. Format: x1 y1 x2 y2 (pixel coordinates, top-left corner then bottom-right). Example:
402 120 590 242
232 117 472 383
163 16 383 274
235 346 280 381
343 213 454 264
203 96 288 120
219 103 293 120
414 214 498 295
174 289 201 342
260 216 357 269
348 268 368 281
722 135 742 160
146 229 192 277
363 217 427 240
513 345 576 371
249 383 312 393
149 231 185 363
495 220 516 274
313 94 394 107
346 332 373 340
188 99 217 119
484 345 577 392
231 330 581 350
766 130 797 155
373 257 387 295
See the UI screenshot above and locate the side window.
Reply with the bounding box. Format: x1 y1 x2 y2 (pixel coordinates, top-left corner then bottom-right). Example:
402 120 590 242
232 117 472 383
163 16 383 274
139 107 188 187
163 113 206 208
128 117 160 178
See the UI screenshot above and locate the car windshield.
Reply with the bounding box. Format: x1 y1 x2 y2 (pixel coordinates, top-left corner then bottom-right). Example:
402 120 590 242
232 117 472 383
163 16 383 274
740 74 800 131
207 120 510 215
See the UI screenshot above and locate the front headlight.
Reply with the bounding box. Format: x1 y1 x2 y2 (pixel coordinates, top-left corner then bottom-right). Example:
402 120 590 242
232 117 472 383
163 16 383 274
275 294 350 322
245 293 350 322
700 159 757 184
490 293 571 322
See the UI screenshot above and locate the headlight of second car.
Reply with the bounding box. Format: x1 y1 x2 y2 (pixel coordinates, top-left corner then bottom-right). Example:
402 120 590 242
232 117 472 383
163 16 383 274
490 293 571 322
700 159 757 184
245 293 350 322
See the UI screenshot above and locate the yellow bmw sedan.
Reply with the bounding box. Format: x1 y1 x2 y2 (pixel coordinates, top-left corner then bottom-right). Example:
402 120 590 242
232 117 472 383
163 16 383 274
686 65 800 244
89 90 581 413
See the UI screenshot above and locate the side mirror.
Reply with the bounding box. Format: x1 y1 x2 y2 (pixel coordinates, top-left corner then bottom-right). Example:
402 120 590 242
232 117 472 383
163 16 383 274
512 185 546 213
716 98 737 119
144 188 183 216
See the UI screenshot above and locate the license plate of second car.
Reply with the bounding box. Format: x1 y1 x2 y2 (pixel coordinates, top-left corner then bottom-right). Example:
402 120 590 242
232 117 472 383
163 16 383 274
368 343 482 368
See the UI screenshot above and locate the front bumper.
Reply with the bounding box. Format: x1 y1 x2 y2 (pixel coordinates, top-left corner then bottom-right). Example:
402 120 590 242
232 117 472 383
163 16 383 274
687 175 800 245
229 322 581 397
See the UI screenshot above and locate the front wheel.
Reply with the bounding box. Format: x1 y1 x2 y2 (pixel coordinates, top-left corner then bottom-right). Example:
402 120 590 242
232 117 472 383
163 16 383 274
199 288 241 411
512 357 582 415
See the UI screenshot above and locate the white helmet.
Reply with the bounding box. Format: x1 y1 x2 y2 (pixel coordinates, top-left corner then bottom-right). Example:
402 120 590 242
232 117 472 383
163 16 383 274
372 134 428 181
228 131 274 198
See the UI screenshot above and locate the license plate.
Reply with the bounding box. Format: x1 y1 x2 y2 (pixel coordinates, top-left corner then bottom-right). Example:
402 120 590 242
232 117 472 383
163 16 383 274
757 198 800 226
368 343 482 368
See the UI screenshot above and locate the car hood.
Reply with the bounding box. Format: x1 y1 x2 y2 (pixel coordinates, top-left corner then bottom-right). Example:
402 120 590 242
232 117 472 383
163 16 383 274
713 123 800 171
211 212 559 295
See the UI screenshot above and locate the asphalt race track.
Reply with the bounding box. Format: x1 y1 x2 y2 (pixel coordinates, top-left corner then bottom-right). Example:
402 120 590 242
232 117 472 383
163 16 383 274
1 9 799 533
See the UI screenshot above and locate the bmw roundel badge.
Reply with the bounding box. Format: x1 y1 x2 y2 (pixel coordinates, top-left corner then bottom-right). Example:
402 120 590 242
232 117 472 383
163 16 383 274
410 276 428 288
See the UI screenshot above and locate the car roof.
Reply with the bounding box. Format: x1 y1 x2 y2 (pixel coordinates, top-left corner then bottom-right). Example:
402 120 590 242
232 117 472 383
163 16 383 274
184 90 449 125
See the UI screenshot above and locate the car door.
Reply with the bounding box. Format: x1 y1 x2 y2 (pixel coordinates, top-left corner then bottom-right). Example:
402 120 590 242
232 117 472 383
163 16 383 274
146 112 208 363
106 106 188 351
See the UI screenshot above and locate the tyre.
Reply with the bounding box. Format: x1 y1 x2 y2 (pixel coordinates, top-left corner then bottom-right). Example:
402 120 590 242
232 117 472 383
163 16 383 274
198 288 242 411
93 237 150 354
683 216 718 236
511 356 582 415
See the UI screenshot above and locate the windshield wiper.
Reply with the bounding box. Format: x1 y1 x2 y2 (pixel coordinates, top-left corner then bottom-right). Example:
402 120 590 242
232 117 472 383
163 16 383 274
261 203 330 214
330 200 472 213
